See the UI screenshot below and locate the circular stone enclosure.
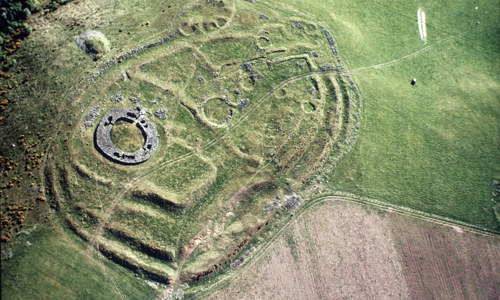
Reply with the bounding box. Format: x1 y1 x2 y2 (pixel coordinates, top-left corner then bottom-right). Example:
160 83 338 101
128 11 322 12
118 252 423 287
95 108 159 165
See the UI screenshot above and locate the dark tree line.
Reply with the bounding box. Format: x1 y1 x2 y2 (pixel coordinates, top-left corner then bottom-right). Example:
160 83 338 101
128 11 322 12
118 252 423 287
0 0 73 61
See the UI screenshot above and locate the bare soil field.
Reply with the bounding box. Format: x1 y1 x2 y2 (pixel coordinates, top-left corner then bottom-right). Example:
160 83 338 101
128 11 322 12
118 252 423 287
392 213 500 299
208 201 500 299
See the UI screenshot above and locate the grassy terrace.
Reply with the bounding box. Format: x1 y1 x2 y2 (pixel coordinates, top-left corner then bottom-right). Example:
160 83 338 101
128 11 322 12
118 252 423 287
1 0 498 298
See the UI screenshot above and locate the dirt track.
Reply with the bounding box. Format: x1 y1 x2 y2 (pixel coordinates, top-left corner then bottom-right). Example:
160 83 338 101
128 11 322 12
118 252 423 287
207 201 500 300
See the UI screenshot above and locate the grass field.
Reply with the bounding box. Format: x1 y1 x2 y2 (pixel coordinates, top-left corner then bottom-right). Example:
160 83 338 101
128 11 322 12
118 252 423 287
1 221 157 300
110 120 146 152
0 0 498 298
288 0 500 229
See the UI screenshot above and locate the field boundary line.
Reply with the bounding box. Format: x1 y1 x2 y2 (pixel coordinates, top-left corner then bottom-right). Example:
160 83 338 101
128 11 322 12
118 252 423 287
305 192 500 237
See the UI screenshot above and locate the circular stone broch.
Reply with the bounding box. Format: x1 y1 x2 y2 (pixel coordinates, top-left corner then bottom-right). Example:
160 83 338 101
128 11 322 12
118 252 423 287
95 107 158 164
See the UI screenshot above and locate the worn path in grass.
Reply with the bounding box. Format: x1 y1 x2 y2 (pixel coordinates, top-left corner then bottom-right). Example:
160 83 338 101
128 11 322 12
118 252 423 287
345 25 482 74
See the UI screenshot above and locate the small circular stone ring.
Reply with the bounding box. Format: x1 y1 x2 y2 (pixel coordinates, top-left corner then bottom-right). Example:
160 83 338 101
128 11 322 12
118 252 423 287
95 107 159 165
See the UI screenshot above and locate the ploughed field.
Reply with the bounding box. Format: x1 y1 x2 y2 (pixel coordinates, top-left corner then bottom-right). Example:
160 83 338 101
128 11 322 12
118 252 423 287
207 201 500 299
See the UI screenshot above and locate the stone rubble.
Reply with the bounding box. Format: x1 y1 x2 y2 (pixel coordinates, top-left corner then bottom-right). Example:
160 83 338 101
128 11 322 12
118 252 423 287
83 105 99 129
238 99 249 111
112 94 124 103
154 108 167 120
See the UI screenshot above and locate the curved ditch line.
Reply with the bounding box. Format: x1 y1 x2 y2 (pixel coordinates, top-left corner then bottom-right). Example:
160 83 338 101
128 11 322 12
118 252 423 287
195 193 499 298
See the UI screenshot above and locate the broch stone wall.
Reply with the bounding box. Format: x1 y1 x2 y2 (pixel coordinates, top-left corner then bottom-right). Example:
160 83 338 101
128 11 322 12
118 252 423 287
95 107 159 165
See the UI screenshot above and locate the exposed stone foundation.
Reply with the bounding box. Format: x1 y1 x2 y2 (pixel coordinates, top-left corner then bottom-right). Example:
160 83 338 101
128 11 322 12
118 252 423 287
95 107 158 165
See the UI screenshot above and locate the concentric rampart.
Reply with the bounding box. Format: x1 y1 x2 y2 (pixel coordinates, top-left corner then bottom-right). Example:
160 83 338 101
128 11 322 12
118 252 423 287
59 0 363 286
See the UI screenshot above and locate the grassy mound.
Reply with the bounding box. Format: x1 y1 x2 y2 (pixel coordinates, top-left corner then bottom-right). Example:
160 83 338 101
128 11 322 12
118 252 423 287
76 30 110 60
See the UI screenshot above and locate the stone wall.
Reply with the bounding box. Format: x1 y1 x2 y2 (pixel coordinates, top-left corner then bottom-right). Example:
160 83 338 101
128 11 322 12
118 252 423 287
94 107 159 165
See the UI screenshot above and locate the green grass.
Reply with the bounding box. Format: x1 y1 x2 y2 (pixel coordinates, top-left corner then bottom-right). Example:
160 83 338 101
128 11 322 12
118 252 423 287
286 0 500 230
203 98 232 123
111 120 145 152
1 222 157 300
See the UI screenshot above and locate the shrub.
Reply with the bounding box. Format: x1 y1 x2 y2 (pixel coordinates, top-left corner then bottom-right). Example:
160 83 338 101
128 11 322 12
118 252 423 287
77 31 110 60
